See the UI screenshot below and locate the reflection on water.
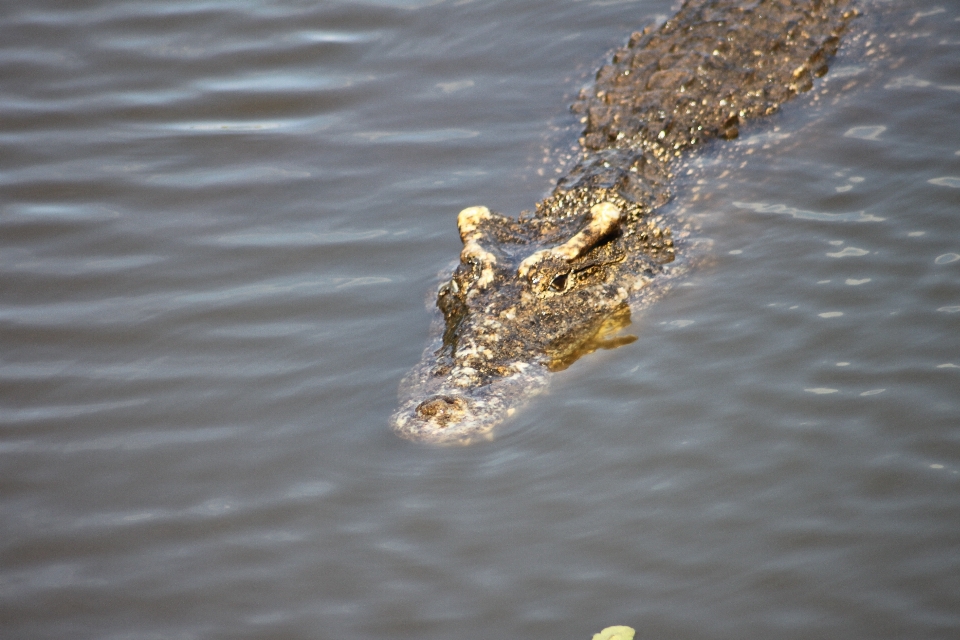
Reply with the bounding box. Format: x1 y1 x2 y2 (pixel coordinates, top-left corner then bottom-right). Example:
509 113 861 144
733 201 885 223
1 0 959 638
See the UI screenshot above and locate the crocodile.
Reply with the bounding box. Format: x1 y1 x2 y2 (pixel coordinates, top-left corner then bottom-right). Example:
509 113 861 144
392 0 859 445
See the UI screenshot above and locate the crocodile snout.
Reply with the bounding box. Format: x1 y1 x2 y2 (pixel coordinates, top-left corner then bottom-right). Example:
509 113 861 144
415 395 469 427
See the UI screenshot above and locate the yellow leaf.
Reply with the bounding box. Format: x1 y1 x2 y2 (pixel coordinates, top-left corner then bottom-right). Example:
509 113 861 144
592 625 635 640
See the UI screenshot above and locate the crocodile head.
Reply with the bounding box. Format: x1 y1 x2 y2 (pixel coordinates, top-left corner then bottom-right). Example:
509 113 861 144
391 194 674 445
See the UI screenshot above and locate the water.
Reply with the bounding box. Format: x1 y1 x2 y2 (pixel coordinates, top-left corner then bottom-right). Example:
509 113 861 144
2 0 958 638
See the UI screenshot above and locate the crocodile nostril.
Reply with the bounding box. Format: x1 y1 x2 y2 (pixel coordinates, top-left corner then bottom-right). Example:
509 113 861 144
415 395 468 427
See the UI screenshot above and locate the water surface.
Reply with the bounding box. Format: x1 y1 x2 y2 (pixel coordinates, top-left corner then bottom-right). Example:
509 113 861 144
2 0 959 638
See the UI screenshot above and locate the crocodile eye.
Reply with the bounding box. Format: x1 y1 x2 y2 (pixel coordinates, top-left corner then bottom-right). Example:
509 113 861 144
549 272 570 292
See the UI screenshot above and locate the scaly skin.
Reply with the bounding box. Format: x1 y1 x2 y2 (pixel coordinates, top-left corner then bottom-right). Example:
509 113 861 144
392 0 858 445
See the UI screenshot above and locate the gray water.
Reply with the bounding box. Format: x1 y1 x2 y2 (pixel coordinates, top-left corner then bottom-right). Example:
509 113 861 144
2 0 959 638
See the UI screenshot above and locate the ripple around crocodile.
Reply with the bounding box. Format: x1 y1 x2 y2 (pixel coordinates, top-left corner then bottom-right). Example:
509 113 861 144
391 0 859 445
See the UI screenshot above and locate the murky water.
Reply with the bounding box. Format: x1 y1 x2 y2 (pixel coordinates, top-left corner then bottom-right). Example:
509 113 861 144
2 0 958 638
